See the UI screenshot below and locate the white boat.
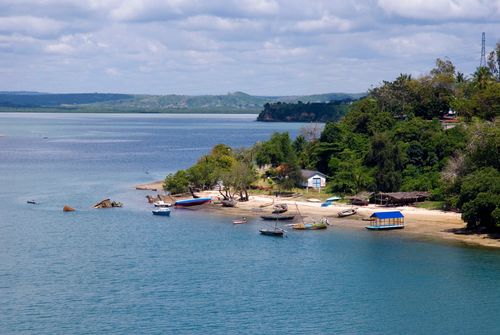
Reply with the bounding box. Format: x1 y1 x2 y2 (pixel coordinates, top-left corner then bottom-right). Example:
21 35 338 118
153 200 172 207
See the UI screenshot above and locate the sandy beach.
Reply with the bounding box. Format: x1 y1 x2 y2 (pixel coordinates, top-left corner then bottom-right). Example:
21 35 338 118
135 182 500 249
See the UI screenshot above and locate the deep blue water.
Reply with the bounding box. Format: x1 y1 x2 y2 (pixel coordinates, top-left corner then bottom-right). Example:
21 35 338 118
1 113 500 334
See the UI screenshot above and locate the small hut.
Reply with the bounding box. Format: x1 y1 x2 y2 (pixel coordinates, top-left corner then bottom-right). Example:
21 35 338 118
366 211 405 230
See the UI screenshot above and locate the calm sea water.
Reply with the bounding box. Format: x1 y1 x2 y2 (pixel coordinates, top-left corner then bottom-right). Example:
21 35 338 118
1 113 500 334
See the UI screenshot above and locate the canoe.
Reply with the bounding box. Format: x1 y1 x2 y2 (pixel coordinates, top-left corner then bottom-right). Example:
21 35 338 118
174 197 212 207
152 208 171 216
259 228 285 236
337 209 357 217
260 215 295 221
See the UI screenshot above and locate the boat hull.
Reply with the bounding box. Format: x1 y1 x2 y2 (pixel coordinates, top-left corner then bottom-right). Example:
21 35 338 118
259 229 285 236
174 197 212 207
260 215 294 221
365 224 404 230
152 209 171 216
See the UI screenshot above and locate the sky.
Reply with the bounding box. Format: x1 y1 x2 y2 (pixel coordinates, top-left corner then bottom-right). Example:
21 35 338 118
0 0 499 95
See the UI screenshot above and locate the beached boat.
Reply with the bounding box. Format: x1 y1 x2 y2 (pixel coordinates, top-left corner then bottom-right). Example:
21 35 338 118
174 197 212 207
153 200 172 207
272 203 288 214
233 217 248 224
260 214 295 221
259 227 285 237
337 208 357 217
152 208 171 216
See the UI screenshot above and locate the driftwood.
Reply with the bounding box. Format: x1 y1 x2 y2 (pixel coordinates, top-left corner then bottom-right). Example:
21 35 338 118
146 194 173 204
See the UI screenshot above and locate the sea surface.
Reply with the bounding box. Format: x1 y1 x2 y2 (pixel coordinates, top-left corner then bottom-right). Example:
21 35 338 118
1 113 500 334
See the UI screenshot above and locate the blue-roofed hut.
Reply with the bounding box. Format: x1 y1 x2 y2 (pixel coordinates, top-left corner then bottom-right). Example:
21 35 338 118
366 211 405 230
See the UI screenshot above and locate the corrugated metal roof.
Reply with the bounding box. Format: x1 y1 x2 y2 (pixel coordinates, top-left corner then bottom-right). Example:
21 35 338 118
370 211 404 219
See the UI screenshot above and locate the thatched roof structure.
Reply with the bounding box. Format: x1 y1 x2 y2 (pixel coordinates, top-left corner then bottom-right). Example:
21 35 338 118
371 191 430 206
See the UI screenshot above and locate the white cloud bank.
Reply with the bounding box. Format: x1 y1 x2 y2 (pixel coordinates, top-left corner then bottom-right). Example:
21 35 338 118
0 0 499 94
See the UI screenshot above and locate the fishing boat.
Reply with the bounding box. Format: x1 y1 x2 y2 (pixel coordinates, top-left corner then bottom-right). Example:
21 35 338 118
152 208 171 216
259 227 285 236
233 217 248 224
291 218 329 230
174 197 212 207
153 200 171 207
260 214 295 221
337 208 357 217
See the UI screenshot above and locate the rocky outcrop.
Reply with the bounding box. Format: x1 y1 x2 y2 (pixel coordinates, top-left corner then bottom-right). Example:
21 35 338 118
93 199 123 208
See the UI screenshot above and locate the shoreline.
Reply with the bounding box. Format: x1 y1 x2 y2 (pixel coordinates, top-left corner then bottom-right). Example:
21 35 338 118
135 184 500 249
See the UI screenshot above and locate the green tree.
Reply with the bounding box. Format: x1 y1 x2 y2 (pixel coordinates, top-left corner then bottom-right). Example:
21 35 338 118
163 170 190 194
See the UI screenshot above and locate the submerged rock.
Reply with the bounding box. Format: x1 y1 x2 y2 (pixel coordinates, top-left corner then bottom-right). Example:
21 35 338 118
63 205 75 212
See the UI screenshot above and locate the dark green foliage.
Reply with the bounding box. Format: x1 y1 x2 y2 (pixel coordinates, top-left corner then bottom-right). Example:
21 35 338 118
257 100 351 122
457 168 500 228
163 170 190 194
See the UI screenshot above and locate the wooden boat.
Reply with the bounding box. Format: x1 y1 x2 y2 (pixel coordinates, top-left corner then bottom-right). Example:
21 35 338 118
337 208 357 217
153 200 172 207
292 221 328 230
272 203 288 214
152 208 171 216
233 217 248 224
174 197 212 207
259 227 285 236
260 214 295 221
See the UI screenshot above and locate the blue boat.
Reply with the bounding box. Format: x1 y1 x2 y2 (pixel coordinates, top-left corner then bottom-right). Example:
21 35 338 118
174 197 212 207
152 208 171 216
365 211 404 230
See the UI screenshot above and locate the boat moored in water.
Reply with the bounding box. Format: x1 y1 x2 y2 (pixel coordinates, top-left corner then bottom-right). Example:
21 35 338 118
233 217 248 224
259 228 285 236
152 208 171 216
153 200 172 207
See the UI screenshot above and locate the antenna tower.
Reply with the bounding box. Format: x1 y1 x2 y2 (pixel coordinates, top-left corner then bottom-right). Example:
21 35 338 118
480 32 486 68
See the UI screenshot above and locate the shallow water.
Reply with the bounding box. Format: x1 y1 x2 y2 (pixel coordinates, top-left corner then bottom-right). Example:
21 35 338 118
1 113 500 334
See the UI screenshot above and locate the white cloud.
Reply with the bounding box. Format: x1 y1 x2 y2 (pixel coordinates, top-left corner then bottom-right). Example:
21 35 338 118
0 16 64 37
377 0 500 20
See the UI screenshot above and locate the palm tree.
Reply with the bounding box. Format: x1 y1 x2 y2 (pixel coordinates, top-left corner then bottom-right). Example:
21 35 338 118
472 67 493 90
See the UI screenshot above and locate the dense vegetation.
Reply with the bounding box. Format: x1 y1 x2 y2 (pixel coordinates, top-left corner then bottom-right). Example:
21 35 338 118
0 91 363 113
256 100 352 122
164 42 499 230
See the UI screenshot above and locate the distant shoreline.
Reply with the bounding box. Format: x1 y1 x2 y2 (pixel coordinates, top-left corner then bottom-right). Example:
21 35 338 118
135 183 500 249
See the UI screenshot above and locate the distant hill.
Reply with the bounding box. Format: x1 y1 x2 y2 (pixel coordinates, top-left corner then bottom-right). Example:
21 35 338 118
0 91 365 113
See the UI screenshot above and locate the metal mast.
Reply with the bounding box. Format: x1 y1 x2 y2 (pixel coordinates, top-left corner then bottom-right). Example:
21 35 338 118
480 32 486 68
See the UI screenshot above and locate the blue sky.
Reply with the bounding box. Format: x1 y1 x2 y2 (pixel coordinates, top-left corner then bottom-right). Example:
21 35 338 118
0 0 499 95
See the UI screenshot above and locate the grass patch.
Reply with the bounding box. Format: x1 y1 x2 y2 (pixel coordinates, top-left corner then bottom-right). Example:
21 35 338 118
414 201 446 210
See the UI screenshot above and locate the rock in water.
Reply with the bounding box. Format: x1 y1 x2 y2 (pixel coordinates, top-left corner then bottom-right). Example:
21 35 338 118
63 205 75 212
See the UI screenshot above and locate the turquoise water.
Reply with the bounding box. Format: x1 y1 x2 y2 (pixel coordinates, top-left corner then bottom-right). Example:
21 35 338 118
1 113 500 334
